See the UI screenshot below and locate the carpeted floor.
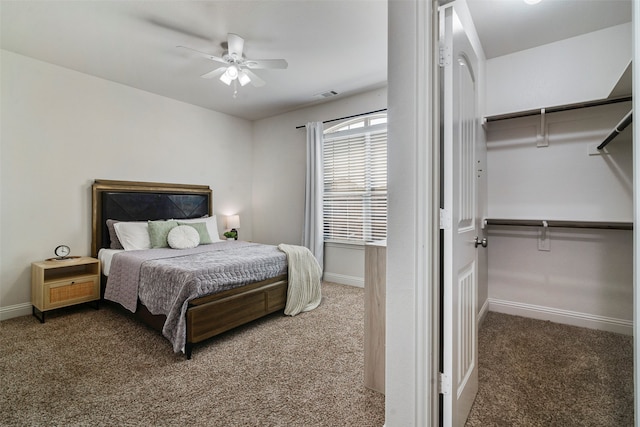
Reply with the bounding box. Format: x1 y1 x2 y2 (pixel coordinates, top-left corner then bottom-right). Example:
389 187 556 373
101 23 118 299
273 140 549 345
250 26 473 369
466 312 634 426
0 282 384 427
1 284 634 426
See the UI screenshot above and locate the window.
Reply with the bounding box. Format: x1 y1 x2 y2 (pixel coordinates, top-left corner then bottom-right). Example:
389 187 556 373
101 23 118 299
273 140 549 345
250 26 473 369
322 113 387 243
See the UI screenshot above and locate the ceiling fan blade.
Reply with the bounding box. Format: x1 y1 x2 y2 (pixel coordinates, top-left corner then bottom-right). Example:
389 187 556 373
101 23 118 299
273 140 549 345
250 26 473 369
244 59 288 69
177 46 227 64
227 33 245 60
243 69 266 87
201 67 227 79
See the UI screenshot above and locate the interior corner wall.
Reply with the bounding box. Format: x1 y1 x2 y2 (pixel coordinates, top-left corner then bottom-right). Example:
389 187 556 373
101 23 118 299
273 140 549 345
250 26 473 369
0 50 254 317
251 87 387 286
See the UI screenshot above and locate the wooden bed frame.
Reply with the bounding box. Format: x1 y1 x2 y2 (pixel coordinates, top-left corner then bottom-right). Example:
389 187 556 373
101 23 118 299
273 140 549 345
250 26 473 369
91 179 288 359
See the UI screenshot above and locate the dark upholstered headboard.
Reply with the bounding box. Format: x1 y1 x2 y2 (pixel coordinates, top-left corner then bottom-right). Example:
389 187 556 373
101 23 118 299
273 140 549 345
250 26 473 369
91 180 212 257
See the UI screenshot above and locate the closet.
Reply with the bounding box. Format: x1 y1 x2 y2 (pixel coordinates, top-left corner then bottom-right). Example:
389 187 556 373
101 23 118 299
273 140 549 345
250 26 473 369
480 22 633 334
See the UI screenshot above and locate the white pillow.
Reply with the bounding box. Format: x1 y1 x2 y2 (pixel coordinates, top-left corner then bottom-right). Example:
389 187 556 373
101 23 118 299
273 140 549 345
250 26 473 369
113 221 151 251
178 215 221 242
167 225 200 249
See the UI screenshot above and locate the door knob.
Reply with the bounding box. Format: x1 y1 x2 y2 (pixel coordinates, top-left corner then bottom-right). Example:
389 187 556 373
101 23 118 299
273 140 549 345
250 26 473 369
474 237 487 248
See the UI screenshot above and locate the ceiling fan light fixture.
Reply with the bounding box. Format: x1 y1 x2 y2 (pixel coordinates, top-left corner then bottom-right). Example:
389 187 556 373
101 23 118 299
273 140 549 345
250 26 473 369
219 72 233 85
237 70 251 87
220 65 239 85
183 33 287 93
226 65 239 79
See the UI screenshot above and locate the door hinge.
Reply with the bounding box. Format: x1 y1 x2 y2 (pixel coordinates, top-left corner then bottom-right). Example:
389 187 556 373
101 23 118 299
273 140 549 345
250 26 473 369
440 208 451 230
439 45 451 67
438 372 451 395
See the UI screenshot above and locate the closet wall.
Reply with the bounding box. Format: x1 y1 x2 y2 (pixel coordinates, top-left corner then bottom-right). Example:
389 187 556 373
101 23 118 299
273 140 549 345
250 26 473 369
483 23 633 334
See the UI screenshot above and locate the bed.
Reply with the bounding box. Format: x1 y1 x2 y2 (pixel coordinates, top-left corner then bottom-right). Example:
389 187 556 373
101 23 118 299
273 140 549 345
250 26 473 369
91 179 306 359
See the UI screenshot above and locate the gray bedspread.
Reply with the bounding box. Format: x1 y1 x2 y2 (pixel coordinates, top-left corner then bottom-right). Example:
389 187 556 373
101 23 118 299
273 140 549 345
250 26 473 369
104 241 287 353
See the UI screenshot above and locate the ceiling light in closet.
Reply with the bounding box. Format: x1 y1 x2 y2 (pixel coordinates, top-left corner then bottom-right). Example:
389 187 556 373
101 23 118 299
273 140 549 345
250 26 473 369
523 0 542 4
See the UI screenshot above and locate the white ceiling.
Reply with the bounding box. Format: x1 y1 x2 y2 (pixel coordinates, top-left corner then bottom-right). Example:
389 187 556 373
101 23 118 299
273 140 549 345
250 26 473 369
0 0 632 121
467 0 632 59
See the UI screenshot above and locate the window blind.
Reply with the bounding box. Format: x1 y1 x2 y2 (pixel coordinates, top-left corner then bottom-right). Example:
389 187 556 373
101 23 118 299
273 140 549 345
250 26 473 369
323 125 387 243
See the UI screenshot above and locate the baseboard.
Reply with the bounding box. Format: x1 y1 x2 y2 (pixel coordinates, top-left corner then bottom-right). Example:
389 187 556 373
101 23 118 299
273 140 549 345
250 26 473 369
322 272 364 288
488 298 633 335
478 298 490 326
0 302 32 321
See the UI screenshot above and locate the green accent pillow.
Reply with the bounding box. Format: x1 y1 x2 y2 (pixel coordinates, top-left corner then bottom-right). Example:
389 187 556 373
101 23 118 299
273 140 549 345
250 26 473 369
147 220 178 248
178 222 212 245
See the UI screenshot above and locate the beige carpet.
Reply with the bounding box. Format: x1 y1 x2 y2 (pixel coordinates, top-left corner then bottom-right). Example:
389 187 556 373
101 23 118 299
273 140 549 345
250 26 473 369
2 284 634 426
466 312 634 426
0 282 384 427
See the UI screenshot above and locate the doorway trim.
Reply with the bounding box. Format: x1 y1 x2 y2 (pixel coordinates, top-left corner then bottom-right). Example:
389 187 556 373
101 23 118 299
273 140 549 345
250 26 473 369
632 0 639 420
386 0 439 425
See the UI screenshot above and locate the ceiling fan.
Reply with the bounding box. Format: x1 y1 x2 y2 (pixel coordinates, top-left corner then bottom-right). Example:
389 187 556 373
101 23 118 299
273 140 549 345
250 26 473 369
178 33 288 93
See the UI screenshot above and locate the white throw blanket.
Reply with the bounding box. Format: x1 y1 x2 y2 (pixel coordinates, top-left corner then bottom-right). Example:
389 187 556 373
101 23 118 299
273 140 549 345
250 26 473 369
278 244 322 316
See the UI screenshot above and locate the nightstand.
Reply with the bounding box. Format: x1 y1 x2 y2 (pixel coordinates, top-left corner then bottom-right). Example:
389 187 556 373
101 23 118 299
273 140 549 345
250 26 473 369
31 256 101 323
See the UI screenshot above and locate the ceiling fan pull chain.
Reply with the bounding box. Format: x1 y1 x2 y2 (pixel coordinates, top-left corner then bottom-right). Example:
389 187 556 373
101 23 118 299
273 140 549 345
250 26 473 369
233 80 238 98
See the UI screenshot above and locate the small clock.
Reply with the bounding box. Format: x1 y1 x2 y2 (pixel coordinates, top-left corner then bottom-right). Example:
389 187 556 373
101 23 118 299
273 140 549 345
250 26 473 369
54 245 71 259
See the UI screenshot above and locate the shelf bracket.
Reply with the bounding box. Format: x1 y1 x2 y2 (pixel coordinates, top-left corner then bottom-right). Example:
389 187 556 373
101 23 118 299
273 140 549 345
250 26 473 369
537 108 548 147
538 220 550 251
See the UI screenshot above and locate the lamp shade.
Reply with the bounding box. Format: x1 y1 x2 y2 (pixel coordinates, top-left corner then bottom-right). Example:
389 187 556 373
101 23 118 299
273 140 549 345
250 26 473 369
226 215 240 229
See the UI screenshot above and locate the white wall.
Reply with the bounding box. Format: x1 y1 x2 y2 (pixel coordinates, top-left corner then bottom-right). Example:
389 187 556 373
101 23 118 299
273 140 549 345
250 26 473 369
0 50 254 317
488 226 633 334
485 43 633 333
487 102 633 221
251 87 387 286
485 22 632 116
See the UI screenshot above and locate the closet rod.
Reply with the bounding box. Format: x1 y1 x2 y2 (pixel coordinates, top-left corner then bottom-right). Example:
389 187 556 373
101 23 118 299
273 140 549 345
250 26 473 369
485 96 632 123
485 218 632 230
295 108 387 129
597 109 633 150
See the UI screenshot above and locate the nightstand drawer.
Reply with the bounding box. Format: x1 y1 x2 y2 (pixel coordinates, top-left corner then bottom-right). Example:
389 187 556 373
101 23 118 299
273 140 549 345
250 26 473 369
45 277 99 308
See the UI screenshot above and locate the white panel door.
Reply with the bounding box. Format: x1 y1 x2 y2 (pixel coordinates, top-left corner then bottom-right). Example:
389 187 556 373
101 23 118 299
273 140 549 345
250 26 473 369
441 5 482 427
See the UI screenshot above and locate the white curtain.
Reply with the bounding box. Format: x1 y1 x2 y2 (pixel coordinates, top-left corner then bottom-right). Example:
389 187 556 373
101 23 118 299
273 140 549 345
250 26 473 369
303 122 324 268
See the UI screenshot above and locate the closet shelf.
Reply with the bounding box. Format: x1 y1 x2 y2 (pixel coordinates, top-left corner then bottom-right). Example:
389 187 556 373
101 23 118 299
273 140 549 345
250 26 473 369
485 218 632 230
484 96 632 123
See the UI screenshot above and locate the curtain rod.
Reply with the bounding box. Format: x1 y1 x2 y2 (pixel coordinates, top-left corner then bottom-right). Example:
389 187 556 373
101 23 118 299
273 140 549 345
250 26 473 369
295 108 387 129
